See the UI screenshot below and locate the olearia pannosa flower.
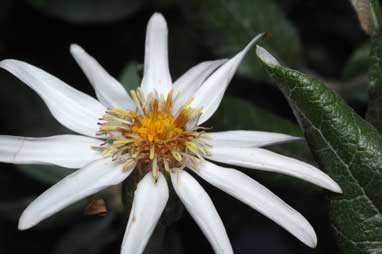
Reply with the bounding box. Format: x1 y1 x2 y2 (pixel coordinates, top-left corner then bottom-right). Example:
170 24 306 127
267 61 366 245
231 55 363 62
0 13 341 254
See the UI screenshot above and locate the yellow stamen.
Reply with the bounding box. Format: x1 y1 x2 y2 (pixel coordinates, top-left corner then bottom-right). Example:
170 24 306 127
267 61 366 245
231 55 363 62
163 159 171 172
130 90 145 115
172 151 182 162
164 90 173 112
149 144 155 160
152 157 158 180
98 89 210 179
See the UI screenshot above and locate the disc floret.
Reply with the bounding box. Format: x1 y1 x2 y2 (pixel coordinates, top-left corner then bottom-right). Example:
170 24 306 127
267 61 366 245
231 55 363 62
98 89 209 180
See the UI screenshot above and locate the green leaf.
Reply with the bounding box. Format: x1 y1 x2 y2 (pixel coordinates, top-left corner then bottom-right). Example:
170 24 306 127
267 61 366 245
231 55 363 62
180 0 302 81
258 48 382 253
119 62 141 91
207 96 320 192
366 34 382 133
28 0 145 24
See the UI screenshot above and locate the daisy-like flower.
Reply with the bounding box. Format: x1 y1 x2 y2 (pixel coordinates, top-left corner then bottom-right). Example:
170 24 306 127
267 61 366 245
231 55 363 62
0 13 341 254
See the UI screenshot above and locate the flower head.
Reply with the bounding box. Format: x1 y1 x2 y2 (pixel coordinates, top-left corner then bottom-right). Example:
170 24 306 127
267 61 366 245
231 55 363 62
0 13 341 254
98 88 208 180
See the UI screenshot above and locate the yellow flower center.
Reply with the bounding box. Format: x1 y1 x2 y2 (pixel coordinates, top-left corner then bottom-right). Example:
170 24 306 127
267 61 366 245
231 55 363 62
131 108 184 143
97 89 209 180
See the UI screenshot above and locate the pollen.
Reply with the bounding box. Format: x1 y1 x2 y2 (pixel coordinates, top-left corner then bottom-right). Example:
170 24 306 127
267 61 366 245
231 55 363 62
97 89 209 180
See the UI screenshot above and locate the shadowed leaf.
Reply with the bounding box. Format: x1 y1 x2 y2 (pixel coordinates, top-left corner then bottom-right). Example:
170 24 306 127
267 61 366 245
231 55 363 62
366 34 382 133
259 49 382 253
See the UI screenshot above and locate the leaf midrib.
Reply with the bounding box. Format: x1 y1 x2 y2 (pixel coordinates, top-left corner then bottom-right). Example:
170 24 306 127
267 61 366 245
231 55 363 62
296 105 380 214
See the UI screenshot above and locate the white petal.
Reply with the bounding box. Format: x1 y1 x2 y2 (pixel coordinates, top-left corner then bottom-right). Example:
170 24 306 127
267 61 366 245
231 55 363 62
207 130 301 148
18 157 134 230
121 172 169 254
191 33 264 124
256 45 280 66
0 60 106 138
208 146 342 193
70 44 135 109
170 170 233 254
0 135 102 168
140 13 172 96
190 160 317 248
172 59 227 112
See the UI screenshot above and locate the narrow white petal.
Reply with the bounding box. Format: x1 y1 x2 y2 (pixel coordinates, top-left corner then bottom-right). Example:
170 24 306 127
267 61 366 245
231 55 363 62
18 157 134 230
0 60 106 138
208 146 342 193
70 44 135 109
190 160 317 248
256 45 280 66
172 59 227 112
191 33 264 124
0 135 102 168
207 130 301 148
121 172 168 254
140 13 172 96
170 170 233 254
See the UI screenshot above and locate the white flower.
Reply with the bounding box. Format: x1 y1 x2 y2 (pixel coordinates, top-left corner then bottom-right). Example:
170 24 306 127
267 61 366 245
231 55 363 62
0 13 341 254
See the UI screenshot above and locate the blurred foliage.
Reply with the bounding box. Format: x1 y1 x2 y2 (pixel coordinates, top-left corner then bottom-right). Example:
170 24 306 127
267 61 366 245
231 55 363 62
0 71 71 184
342 42 370 80
27 0 146 23
0 0 375 253
207 96 301 135
208 96 320 193
179 0 303 81
0 72 67 136
259 53 382 254
17 165 73 185
0 196 88 231
53 215 117 254
326 42 370 104
119 62 141 91
0 197 34 222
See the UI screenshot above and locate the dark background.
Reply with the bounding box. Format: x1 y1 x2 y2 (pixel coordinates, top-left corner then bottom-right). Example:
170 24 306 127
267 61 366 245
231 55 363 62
0 0 368 253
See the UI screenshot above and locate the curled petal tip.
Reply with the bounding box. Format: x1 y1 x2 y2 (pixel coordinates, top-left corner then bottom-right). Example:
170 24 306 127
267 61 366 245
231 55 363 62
256 45 280 66
331 182 343 194
69 43 83 53
149 12 167 27
298 218 317 248
18 212 34 231
320 175 342 194
307 234 318 248
288 136 304 143
0 59 16 68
